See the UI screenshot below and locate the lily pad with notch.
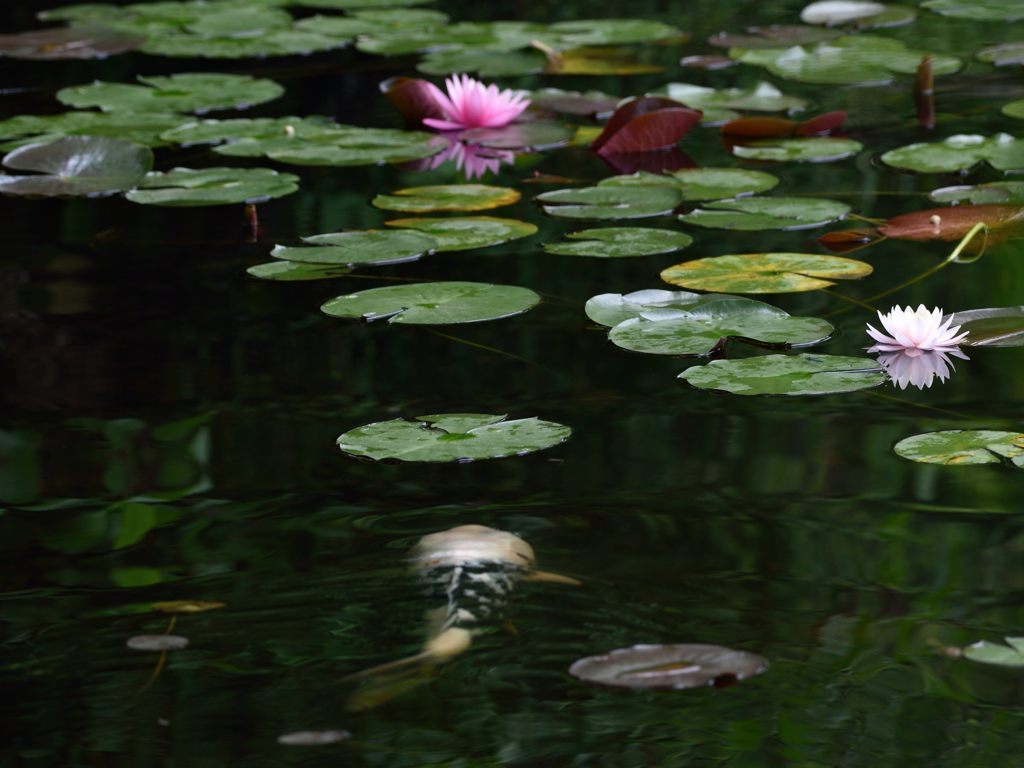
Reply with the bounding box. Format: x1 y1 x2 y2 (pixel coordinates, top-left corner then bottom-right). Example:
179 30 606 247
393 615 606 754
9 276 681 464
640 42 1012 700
247 262 353 282
602 167 780 201
418 48 548 78
585 289 739 327
679 196 849 230
569 644 768 690
322 282 539 325
372 184 520 213
946 307 1024 347
661 252 873 293
337 412 571 463
0 111 187 151
57 73 284 114
679 353 886 395
384 217 537 251
0 136 152 197
272 230 436 268
894 430 1024 467
545 227 693 258
126 167 299 206
963 637 1024 667
536 185 684 220
159 116 341 149
731 137 863 162
141 29 349 59
254 129 443 167
880 133 1024 173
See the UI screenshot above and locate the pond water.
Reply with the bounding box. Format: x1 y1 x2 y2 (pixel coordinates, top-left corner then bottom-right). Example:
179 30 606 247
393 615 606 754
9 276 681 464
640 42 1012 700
4 0 1024 765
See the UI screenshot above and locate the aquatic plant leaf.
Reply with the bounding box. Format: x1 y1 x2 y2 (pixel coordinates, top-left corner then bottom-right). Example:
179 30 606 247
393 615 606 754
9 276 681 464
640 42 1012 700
384 217 536 252
722 111 847 139
294 0 435 8
126 634 190 651
272 230 436 267
543 47 666 76
947 307 1024 347
142 28 348 58
679 196 849 230
547 19 683 46
661 252 872 293
1003 101 1024 120
977 42 1024 67
0 25 144 59
256 129 443 166
679 353 886 395
337 412 570 462
880 133 1024 173
607 297 834 357
536 185 683 220
650 82 807 123
373 184 520 213
418 48 547 77
585 289 733 327
0 136 152 197
358 21 541 56
930 182 1024 205
731 137 863 162
184 5 291 37
602 167 780 201
460 122 574 151
57 73 284 114
246 262 353 281
380 76 447 124
0 112 186 151
544 227 693 257
879 204 1024 241
569 644 768 689
963 638 1024 667
800 1 915 28
709 24 841 49
322 282 540 325
151 600 225 614
922 0 1024 21
159 116 341 148
126 167 299 206
529 89 620 118
277 730 352 746
591 97 701 155
894 430 1024 467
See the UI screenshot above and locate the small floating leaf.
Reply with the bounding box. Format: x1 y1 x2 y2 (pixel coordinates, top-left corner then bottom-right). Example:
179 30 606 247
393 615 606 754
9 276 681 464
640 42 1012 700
0 136 152 197
731 137 863 162
879 204 1024 241
709 25 841 49
894 430 1024 467
277 730 352 746
247 262 353 282
679 196 850 230
372 184 520 213
0 25 143 59
590 97 701 156
0 111 186 151
947 307 1024 347
321 281 539 324
922 0 1024 22
978 43 1024 68
418 48 547 78
569 644 768 689
603 167 780 201
963 638 1024 667
800 1 915 28
127 634 190 652
536 185 683 220
151 600 225 614
256 130 443 167
544 227 693 257
679 353 886 395
880 133 1024 173
272 230 436 267
930 182 1024 205
585 289 730 327
126 167 299 206
57 73 284 114
529 88 620 118
661 252 872 293
337 413 571 462
384 216 536 251
460 122 574 151
650 81 807 123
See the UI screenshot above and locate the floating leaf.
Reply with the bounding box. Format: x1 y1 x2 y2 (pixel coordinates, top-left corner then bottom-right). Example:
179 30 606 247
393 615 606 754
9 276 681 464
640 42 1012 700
543 47 666 76
679 353 886 395
126 634 190 652
1004 101 1024 120
930 182 1024 205
277 730 352 746
585 289 732 327
591 97 701 156
650 82 807 124
372 184 520 213
159 116 341 148
530 88 620 118
679 196 849 230
126 167 299 206
322 282 539 325
661 252 872 293
57 73 284 114
607 296 834 357
569 644 768 689
800 1 915 28
295 0 436 8
184 5 292 37
384 217 537 251
338 413 571 462
0 136 152 197
544 227 693 257
602 167 780 201
142 29 348 58
731 137 863 162
151 600 225 614
709 25 841 49
380 76 447 124
247 261 353 282
272 230 436 267
922 0 1024 21
947 307 1024 347
879 204 1024 241
418 48 547 78
894 430 1024 467
536 185 683 220
252 129 443 167
0 112 186 151
880 133 1024 173
546 19 684 46
460 122 574 151
0 25 144 59
722 111 847 139
963 638 1024 667
978 43 1024 68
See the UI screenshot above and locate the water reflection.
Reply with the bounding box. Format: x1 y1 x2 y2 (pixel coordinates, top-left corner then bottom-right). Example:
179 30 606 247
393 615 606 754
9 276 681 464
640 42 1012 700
871 347 969 390
404 136 515 179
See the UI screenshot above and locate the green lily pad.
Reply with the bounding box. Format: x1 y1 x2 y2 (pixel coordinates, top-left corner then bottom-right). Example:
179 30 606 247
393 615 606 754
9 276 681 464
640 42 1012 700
1003 101 1024 120
418 48 548 78
679 196 850 230
295 0 436 8
800 1 916 28
731 137 863 162
730 35 961 85
249 129 443 167
607 296 834 357
679 353 886 395
894 430 1024 467
384 217 537 252
922 0 1024 21
246 261 352 281
544 227 693 257
963 638 1024 667
661 252 873 293
159 116 341 148
650 81 806 124
358 21 539 56
272 230 436 267
585 289 720 327
293 9 447 38
977 42 1024 67
602 167 780 201
372 184 520 213
321 281 540 324
930 182 1024 205
0 112 186 151
947 307 1024 347
337 412 570 463
546 19 683 46
536 186 683 220
0 136 152 197
125 167 299 206
57 73 284 114
460 122 574 151
142 29 347 58
880 133 1024 173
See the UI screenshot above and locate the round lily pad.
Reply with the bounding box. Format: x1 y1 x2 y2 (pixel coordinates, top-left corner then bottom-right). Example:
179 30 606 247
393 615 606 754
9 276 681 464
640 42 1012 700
0 136 152 197
569 644 768 690
922 0 1024 21
0 111 187 151
978 44 1024 68
731 137 863 162
947 307 1024 347
257 129 443 167
963 637 1024 667
321 281 539 324
126 167 298 206
529 88 620 118
709 25 842 49
126 634 190 652
679 353 886 396
57 73 284 114
384 217 537 252
930 182 1024 205
372 184 520 213
650 81 806 122
894 430 1024 467
272 230 436 267
337 413 571 463
247 261 353 282
679 196 849 230
544 227 693 258
585 289 732 327
800 1 915 27
881 133 1024 173
661 252 873 293
418 47 547 77
601 167 780 201
536 186 683 220
607 296 834 357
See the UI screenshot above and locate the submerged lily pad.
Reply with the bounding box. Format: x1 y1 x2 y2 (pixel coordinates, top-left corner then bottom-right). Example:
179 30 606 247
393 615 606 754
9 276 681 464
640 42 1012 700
272 230 436 267
0 112 186 151
384 217 537 252
930 182 1024 205
881 133 1024 173
57 73 284 114
661 252 873 293
372 184 520 213
0 25 144 59
322 281 540 324
569 644 768 689
679 353 886 395
0 136 152 197
963 637 1024 667
126 167 299 206
894 430 1024 467
536 185 683 220
544 227 693 258
607 296 834 357
337 412 571 463
126 634 190 652
922 0 1024 21
679 196 849 230
947 307 1024 347
731 137 863 162
247 261 353 281
603 167 780 201
650 81 806 123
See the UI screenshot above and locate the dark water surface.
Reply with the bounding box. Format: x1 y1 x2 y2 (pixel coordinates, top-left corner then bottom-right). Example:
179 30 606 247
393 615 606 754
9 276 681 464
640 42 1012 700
4 1 1024 765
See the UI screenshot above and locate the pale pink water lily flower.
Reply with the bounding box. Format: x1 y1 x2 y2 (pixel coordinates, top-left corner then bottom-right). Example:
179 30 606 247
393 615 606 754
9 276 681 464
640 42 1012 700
866 304 969 353
873 348 969 390
423 74 530 132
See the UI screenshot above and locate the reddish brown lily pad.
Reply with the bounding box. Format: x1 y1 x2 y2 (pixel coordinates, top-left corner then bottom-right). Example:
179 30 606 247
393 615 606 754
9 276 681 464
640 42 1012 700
591 97 701 156
879 204 1024 241
0 26 144 60
722 111 847 139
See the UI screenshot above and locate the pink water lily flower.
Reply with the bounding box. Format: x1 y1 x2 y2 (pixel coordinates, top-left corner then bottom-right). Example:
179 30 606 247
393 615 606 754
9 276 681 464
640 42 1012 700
423 74 530 132
866 304 969 354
